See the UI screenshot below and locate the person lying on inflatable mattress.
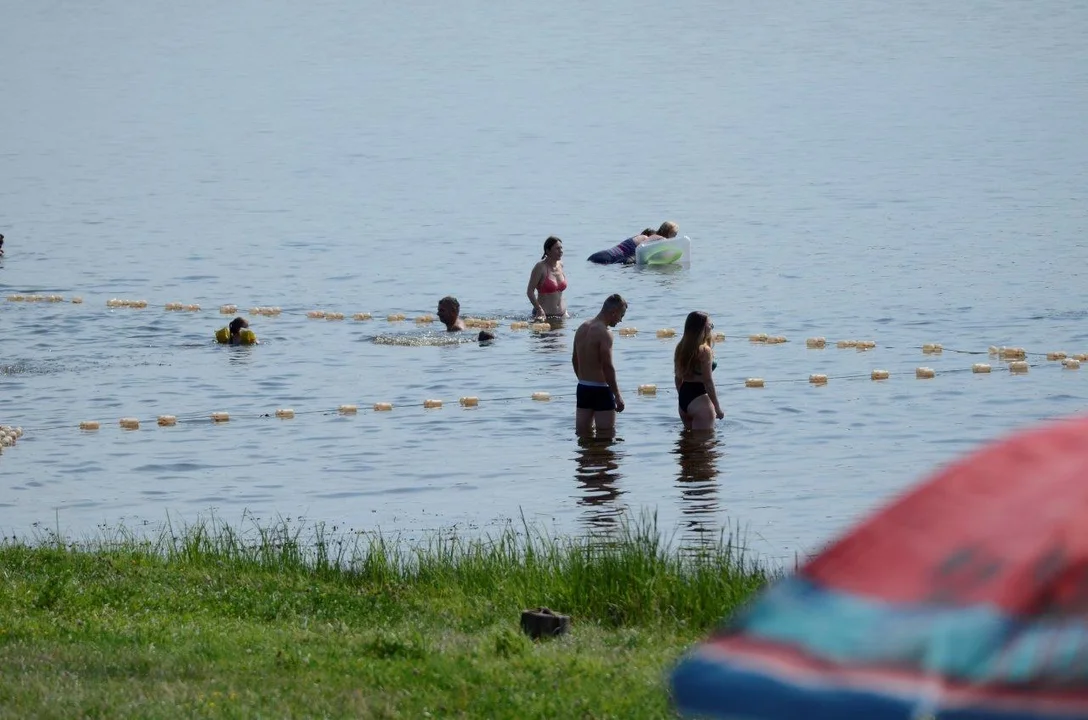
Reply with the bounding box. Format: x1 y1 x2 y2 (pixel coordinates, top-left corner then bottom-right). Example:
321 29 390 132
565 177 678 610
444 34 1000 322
587 221 678 265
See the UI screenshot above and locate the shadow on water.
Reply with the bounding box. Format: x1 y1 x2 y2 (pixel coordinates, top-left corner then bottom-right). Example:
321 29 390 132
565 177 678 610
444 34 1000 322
572 434 626 534
630 262 688 288
671 430 723 549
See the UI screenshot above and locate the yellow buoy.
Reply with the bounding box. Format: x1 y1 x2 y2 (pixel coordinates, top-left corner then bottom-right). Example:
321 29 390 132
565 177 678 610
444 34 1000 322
326 312 344 320
657 328 677 338
531 322 551 332
415 315 435 324
767 336 788 344
1074 353 1088 362
745 378 765 388
459 396 479 407
184 304 201 312
916 367 935 379
71 296 83 304
922 343 943 354
373 402 393 411
857 340 877 350
423 399 443 409
618 327 638 336
386 313 406 322
638 384 657 395
988 346 999 355
308 310 326 319
157 415 177 427
748 333 768 343
972 363 992 373
999 347 1026 360
713 332 726 342
871 369 889 380
809 374 828 384
805 337 826 348
275 408 295 419
837 340 858 349
7 295 24 301
353 312 372 321
510 321 529 330
1047 351 1068 361
220 305 237 314
1009 361 1029 374
119 417 140 430
531 392 551 402
47 295 64 302
211 411 230 423
1063 358 1081 369
79 420 100 431
338 404 358 415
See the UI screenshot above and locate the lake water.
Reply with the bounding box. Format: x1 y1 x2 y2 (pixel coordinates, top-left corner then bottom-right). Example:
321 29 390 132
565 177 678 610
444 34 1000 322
2 0 1087 563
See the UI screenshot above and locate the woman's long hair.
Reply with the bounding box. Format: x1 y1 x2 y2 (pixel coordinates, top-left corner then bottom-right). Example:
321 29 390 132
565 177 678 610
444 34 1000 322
674 311 711 378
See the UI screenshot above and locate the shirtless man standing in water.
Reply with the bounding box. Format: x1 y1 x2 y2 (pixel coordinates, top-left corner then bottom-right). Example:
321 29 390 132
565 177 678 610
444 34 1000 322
571 294 628 437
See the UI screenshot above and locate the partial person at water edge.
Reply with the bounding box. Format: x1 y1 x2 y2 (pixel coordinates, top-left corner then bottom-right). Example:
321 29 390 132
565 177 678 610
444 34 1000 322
526 236 568 321
215 316 258 345
572 293 627 437
0 233 5 256
674 311 724 431
586 221 679 265
436 296 496 342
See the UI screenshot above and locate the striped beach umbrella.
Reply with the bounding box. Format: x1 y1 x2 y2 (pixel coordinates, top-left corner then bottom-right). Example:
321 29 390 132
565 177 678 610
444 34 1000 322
672 414 1088 720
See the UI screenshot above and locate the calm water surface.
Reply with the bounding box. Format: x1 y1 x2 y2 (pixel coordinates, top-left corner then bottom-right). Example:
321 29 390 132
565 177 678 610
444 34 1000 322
2 0 1087 562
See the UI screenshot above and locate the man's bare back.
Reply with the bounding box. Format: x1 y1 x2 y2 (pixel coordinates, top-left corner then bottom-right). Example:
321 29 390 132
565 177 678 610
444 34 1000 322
572 318 612 384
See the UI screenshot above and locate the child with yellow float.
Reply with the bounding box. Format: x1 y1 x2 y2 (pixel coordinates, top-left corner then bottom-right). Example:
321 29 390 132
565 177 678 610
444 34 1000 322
214 317 258 346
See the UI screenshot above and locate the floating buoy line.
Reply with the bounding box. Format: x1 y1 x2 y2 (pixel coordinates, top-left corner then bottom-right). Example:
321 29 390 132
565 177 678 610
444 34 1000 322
3 293 1085 445
0 353 1076 444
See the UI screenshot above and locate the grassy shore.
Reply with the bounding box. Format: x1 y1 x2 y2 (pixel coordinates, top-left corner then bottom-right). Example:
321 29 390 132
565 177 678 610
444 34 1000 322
0 515 768 719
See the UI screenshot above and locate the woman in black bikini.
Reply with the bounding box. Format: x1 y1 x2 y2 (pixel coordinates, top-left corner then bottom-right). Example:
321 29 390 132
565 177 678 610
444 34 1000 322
674 311 725 431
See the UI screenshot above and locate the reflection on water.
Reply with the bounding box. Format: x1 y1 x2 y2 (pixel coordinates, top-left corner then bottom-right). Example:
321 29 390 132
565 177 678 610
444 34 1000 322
529 320 570 354
572 435 626 532
672 431 723 547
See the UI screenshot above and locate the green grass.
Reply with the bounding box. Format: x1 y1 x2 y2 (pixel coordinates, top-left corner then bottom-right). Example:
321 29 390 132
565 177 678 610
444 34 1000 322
0 514 769 719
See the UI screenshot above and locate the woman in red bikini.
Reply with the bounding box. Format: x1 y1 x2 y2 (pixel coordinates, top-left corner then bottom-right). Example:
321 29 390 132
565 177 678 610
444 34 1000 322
526 236 568 320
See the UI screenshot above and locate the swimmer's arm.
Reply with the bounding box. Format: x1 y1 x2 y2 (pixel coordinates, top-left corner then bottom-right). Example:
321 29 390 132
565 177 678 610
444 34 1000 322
526 264 544 314
600 333 621 401
702 347 723 415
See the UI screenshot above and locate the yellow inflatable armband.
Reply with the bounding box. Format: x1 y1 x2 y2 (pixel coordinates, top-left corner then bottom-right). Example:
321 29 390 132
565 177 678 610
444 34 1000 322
215 327 258 345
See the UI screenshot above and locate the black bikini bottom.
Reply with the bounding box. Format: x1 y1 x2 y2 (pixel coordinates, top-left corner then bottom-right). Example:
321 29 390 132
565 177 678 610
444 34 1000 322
678 381 707 413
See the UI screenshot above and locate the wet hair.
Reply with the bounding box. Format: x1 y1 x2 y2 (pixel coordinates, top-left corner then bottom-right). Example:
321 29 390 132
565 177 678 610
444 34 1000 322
542 236 562 259
601 293 627 314
228 316 249 335
438 296 460 313
674 311 711 378
658 221 679 238
641 228 656 237
478 330 495 343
